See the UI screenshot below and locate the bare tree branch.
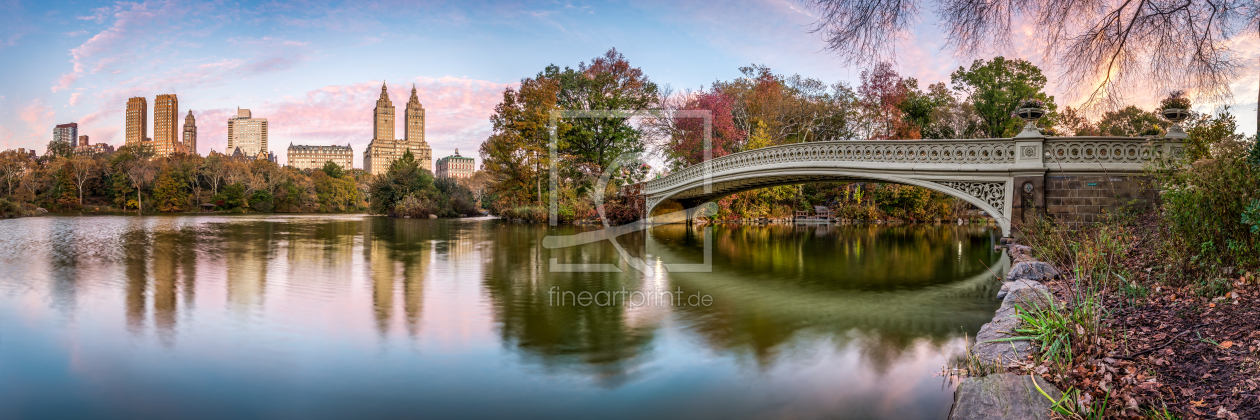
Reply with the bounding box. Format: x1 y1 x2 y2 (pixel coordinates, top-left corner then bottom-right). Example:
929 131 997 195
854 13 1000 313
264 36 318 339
804 0 1260 111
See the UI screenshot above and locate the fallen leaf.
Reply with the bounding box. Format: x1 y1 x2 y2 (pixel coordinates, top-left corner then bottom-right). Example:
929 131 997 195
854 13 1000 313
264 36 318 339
1220 341 1234 349
1192 399 1207 407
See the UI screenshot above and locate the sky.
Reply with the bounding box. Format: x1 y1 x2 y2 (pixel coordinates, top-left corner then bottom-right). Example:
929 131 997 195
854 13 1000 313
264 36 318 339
1 0 1257 169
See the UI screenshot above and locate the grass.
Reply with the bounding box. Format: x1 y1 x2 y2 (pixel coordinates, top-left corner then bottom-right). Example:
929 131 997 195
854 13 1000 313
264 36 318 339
1033 373 1110 420
1192 277 1232 298
948 333 1006 378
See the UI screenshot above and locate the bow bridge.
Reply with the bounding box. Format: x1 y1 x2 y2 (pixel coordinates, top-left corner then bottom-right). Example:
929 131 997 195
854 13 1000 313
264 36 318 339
644 133 1185 236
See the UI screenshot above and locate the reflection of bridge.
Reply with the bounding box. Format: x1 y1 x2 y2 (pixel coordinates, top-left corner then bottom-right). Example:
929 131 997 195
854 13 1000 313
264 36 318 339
645 133 1185 236
645 226 1010 337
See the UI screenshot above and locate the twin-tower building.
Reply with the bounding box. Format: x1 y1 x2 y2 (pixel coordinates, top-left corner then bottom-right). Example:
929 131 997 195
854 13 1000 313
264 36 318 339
125 94 197 157
361 83 432 175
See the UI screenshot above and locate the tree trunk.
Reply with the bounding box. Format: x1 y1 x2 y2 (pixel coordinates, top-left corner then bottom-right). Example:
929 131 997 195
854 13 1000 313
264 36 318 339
137 188 142 213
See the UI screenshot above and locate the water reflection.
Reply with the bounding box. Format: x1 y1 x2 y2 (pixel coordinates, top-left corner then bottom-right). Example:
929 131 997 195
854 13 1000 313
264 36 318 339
0 215 1003 419
481 223 658 387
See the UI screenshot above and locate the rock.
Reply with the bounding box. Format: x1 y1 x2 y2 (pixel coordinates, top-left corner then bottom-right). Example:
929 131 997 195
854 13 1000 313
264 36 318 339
428 214 438 219
1007 262 1060 282
972 280 1052 366
949 373 1063 420
35 207 47 213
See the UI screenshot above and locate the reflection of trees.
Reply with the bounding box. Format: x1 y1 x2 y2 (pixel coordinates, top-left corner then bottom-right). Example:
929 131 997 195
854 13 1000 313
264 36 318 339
48 218 81 311
702 223 996 291
480 222 657 387
650 223 1003 373
363 218 434 337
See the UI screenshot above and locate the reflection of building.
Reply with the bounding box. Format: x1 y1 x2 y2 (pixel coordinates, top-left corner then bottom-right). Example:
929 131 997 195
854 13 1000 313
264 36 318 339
182 110 198 156
435 149 475 178
363 83 432 175
153 94 179 156
53 123 78 146
226 108 268 157
126 97 148 146
364 218 430 337
287 144 353 170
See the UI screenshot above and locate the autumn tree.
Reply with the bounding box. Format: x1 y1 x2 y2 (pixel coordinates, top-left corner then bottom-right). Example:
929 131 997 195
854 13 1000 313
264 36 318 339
857 62 915 139
151 168 189 212
666 90 745 168
125 160 156 213
0 151 27 197
554 48 658 187
66 155 98 205
479 73 560 210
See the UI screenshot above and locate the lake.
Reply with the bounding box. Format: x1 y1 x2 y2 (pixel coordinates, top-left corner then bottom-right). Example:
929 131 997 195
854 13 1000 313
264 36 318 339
0 215 1005 419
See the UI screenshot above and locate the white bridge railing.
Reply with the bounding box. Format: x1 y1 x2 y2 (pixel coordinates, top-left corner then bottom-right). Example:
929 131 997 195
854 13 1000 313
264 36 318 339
646 137 1180 195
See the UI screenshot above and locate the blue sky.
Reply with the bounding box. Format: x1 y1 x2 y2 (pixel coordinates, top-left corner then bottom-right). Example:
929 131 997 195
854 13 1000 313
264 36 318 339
1 0 1257 168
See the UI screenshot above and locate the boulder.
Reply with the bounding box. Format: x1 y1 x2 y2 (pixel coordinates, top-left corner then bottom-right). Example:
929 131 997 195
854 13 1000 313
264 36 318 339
949 373 1063 420
1007 262 1060 282
35 207 47 213
972 280 1052 366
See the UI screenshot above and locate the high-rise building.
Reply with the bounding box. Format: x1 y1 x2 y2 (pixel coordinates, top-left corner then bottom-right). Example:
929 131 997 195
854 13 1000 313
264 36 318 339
152 94 179 156
182 110 197 155
363 83 433 175
125 97 148 146
226 108 268 157
287 144 353 170
53 123 78 146
78 135 89 146
435 149 475 179
405 85 432 172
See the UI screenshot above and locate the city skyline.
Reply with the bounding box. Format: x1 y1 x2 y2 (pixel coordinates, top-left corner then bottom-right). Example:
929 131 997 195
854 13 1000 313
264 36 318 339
2 0 1257 169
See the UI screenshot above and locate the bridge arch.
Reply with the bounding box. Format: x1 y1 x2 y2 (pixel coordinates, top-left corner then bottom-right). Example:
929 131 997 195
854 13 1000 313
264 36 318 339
646 168 1012 235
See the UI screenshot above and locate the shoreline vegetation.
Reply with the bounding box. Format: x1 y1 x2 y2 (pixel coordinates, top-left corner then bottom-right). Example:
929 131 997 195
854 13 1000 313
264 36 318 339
0 145 489 220
955 112 1260 419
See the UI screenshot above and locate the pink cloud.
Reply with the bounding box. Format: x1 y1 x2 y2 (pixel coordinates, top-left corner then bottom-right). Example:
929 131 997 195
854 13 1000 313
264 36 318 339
68 92 82 107
16 99 55 147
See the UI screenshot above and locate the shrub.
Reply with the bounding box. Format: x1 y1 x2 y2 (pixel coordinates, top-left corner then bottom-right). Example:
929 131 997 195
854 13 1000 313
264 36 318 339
1158 114 1259 270
391 194 436 218
249 190 274 213
212 183 247 210
0 198 25 218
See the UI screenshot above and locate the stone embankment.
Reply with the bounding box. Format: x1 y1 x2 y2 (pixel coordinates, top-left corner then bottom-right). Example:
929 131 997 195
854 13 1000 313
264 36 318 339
949 244 1064 420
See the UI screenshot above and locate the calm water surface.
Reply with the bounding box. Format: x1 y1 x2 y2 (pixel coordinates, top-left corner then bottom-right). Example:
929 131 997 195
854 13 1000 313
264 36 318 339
0 215 1005 419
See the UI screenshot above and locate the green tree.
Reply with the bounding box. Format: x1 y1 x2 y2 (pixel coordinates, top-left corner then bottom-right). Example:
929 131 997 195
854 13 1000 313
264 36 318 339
554 48 658 188
369 150 436 215
950 57 1055 138
321 161 345 179
1096 105 1166 137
